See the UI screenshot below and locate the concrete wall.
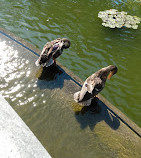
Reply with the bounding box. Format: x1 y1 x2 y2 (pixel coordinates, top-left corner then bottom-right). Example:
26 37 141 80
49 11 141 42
0 94 51 158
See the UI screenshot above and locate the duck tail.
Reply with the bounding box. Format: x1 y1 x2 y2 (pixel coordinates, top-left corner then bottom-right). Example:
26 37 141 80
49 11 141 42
74 91 80 102
35 60 40 66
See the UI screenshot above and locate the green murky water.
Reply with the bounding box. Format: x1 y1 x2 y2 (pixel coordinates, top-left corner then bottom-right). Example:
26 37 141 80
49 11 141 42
0 0 141 130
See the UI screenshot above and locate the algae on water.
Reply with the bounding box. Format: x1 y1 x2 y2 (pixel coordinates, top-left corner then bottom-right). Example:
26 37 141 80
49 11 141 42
98 9 141 29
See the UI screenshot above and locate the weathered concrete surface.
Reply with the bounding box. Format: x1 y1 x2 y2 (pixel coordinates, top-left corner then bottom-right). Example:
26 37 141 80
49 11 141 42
0 94 51 158
0 27 141 158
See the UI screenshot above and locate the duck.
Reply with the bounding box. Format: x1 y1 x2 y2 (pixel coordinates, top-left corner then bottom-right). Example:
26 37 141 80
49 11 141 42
35 38 70 67
74 65 118 106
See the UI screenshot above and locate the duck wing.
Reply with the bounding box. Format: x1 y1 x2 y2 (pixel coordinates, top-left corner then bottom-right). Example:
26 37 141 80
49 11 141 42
37 39 62 66
44 38 61 50
36 46 53 66
78 74 97 102
86 76 104 95
79 80 91 102
45 39 64 59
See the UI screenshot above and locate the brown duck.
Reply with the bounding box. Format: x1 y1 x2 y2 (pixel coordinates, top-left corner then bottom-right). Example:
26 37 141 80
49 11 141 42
74 65 118 106
35 38 70 67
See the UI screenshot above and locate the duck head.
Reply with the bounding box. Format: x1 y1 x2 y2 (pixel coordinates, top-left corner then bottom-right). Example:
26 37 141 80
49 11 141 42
98 65 118 81
107 65 118 80
61 38 71 49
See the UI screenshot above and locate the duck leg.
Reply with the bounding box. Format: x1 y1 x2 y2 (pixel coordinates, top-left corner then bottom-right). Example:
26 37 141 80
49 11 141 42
53 59 63 75
88 97 101 113
53 59 56 66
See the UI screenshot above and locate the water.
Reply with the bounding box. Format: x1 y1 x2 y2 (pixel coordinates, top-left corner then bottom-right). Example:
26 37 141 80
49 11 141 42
0 0 140 134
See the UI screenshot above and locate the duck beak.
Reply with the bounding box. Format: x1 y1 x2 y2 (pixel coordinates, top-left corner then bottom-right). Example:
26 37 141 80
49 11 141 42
108 71 114 80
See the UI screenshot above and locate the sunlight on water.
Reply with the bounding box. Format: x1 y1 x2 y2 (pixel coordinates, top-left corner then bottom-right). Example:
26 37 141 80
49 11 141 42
0 41 18 78
0 40 33 107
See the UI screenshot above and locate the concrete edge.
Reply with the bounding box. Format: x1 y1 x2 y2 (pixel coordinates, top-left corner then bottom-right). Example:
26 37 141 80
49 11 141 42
0 94 51 158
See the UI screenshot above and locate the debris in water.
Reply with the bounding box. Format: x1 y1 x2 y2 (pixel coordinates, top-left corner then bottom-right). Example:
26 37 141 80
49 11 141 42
98 9 141 29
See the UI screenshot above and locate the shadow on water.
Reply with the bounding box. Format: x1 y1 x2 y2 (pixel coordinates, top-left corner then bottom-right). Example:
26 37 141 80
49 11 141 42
74 97 120 130
36 63 82 90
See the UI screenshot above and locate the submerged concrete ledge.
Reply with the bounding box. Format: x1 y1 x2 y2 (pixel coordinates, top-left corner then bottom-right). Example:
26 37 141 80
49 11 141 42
0 94 51 158
0 27 141 158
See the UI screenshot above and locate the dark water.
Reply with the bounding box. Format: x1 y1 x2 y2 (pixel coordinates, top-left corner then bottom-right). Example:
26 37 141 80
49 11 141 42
0 0 141 128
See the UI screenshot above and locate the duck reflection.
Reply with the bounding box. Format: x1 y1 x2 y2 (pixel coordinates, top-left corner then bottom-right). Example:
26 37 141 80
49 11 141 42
73 97 120 130
73 97 100 115
35 63 62 81
36 63 82 90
